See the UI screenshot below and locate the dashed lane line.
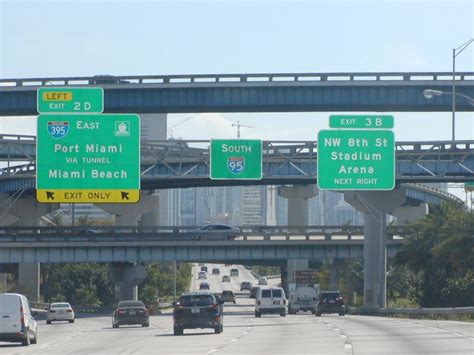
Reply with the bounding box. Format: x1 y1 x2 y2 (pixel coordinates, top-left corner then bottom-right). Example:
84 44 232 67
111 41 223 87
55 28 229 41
317 319 354 355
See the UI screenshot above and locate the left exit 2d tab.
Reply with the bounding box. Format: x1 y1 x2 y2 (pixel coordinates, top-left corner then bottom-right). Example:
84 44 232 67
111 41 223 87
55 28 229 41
37 87 104 114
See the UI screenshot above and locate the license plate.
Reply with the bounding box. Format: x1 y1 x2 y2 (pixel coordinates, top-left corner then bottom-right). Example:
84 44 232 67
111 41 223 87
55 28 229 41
191 308 200 313
273 301 280 305
329 300 335 303
129 311 136 315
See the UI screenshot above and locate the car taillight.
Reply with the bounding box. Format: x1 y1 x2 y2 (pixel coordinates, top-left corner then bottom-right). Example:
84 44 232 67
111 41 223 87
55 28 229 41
117 309 125 315
283 299 286 305
257 301 261 306
209 304 217 311
336 297 343 302
66 309 72 313
20 306 25 327
144 309 149 315
50 309 56 313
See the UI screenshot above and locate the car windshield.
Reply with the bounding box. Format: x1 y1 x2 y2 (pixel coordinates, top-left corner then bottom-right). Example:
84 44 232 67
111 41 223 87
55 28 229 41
179 295 214 307
118 301 145 308
261 290 272 298
51 303 71 308
222 291 233 295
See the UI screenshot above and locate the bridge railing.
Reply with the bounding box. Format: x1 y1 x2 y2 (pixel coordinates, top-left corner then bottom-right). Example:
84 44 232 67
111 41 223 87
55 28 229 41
1 71 474 87
0 225 409 243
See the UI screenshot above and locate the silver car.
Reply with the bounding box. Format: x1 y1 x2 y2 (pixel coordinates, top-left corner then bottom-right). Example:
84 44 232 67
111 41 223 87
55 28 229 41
189 224 240 240
47 302 75 324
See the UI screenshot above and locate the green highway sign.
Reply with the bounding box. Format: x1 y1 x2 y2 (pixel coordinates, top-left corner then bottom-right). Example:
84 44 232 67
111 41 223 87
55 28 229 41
210 139 262 180
37 87 104 114
329 115 394 129
36 114 140 203
465 182 474 192
317 130 395 190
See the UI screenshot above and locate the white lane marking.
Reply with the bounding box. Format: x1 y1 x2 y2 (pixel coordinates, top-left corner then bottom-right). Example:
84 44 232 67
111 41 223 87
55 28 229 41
344 344 352 349
405 319 474 340
334 328 340 331
40 345 49 349
208 349 219 354
231 338 238 343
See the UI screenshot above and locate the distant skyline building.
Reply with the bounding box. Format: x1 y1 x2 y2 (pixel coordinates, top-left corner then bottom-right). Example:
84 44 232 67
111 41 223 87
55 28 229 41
240 186 266 225
275 192 288 225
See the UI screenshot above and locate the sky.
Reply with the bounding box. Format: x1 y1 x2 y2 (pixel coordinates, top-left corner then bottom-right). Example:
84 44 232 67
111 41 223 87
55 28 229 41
0 0 473 198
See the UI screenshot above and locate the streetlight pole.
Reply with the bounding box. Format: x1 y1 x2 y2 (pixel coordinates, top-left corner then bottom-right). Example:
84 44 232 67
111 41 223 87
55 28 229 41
452 48 455 141
423 88 474 142
451 38 474 141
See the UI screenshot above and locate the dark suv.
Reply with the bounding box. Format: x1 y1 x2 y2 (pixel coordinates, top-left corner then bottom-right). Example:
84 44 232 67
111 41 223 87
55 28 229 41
173 292 224 335
315 291 345 316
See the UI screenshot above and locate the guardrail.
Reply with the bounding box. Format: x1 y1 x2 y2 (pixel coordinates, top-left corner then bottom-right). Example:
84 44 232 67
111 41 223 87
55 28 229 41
1 71 474 87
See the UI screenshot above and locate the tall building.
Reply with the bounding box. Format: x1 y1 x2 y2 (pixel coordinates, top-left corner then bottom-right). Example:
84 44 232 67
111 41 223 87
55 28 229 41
265 186 277 225
309 192 325 225
240 186 266 225
324 191 364 226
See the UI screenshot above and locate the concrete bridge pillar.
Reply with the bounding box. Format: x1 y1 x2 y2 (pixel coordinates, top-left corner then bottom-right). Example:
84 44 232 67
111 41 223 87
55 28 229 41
280 264 288 295
140 192 160 226
345 189 406 309
7 197 59 302
278 185 318 226
97 193 159 301
391 203 429 225
328 259 340 291
278 185 317 292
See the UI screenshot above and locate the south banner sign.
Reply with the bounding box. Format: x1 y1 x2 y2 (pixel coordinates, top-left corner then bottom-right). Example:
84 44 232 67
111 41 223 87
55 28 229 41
210 139 262 180
36 114 140 203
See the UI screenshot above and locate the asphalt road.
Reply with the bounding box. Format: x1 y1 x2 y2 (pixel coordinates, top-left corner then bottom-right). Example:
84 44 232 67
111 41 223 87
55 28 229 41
1 264 473 354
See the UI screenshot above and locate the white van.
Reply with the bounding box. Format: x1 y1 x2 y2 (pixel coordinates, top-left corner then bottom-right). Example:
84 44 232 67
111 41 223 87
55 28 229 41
0 293 38 346
255 287 286 317
288 286 320 314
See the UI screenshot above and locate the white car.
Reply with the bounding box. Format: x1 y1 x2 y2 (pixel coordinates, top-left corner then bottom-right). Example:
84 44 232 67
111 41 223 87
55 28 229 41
258 277 268 285
0 293 38 346
255 287 286 317
47 302 75 324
